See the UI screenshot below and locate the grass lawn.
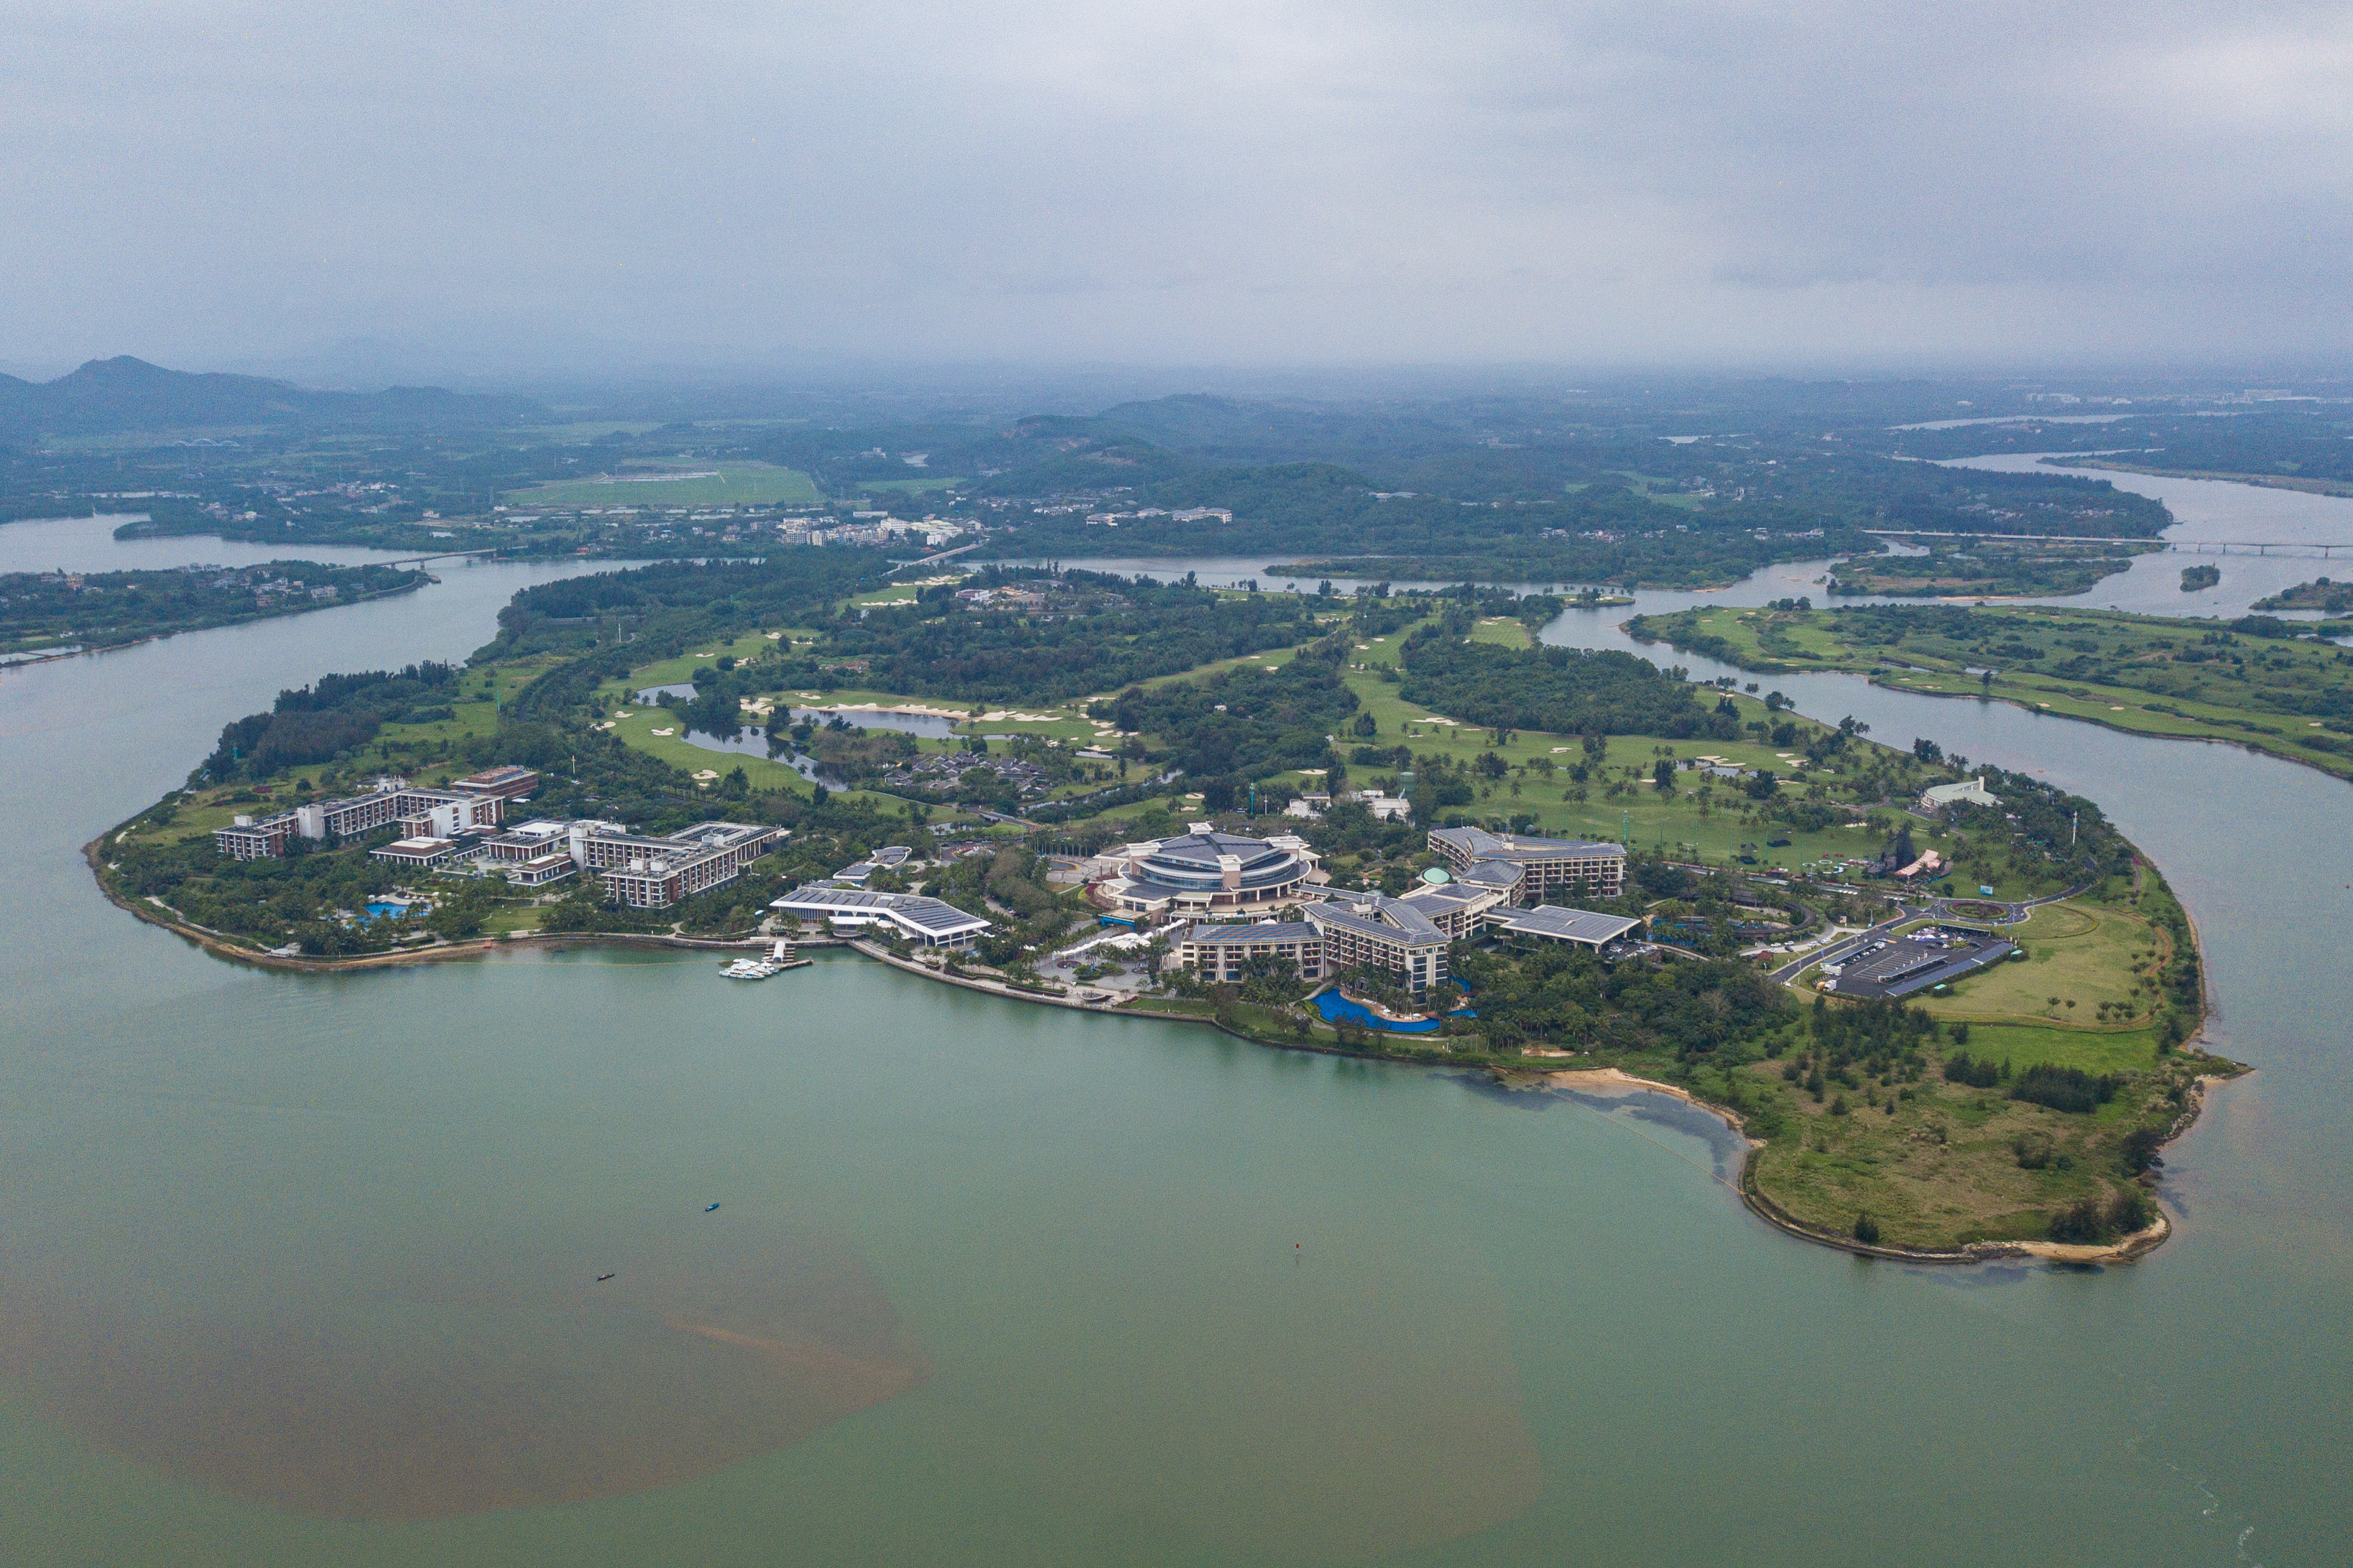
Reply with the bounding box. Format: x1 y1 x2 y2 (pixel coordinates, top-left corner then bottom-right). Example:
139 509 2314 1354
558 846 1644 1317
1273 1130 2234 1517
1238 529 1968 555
1936 1021 2167 1075
502 461 820 509
603 630 795 695
1465 617 1534 648
853 476 964 493
518 421 662 442
601 703 811 794
1335 651 1900 871
1915 899 2165 1026
847 580 964 616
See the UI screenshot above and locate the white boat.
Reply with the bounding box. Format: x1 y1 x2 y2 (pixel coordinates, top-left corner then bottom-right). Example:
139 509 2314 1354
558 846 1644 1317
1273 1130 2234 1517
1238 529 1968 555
721 957 780 980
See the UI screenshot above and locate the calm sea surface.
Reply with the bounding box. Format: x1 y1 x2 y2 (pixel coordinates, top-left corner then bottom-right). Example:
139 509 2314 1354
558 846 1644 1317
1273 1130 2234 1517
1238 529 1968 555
2 481 2348 1565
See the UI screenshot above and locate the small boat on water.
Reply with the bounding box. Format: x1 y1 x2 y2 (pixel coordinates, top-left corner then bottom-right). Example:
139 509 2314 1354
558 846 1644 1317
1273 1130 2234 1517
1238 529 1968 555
719 940 813 980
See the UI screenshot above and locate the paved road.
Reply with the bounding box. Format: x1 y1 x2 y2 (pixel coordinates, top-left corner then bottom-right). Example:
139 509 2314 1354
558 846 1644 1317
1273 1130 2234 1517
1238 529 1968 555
1922 881 2092 926
1767 906 1928 985
1765 881 2090 985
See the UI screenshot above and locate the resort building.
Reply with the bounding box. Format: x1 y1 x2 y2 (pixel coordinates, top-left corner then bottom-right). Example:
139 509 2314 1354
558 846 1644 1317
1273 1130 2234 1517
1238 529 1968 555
504 850 581 887
1427 826 1626 901
213 776 508 860
1918 776 1999 811
476 819 582 863
1168 889 1637 995
1391 877 1515 938
771 883 991 948
831 845 915 886
213 813 299 860
1166 892 1452 995
1170 920 1327 984
370 836 464 869
1485 905 1642 951
575 821 779 909
1096 831 1320 917
1303 891 1451 994
449 765 541 801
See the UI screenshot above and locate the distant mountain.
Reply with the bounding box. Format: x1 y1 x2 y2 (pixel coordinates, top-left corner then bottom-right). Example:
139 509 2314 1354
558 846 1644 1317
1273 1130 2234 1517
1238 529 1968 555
0 356 546 439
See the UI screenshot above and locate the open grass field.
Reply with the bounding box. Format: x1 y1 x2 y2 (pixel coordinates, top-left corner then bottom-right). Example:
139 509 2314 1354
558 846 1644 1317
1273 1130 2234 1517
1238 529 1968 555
1936 1020 2167 1075
502 461 819 509
1915 899 2164 1025
600 702 810 793
518 421 662 442
1464 616 1534 648
854 476 964 494
1634 602 2353 783
1336 641 1903 873
604 630 796 694
843 573 973 611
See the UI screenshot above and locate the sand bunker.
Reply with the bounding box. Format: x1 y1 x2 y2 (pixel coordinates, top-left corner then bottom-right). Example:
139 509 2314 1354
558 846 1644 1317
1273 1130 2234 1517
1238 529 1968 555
2 1220 925 1520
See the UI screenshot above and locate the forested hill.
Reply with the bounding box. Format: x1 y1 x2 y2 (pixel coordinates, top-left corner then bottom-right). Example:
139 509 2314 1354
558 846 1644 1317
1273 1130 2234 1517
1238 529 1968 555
0 357 542 440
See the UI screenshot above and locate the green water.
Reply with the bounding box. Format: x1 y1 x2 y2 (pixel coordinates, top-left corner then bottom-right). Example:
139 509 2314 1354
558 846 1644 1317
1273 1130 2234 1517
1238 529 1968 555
2 539 2347 1564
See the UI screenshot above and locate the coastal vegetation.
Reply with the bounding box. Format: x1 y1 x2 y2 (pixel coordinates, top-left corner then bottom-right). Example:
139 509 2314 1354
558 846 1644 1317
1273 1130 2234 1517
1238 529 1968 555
1628 600 2353 781
1825 539 2160 598
0 559 425 658
2252 576 2350 612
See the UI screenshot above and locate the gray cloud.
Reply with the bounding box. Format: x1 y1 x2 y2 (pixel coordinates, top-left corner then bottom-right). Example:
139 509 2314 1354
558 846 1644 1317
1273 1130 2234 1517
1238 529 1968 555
2 1 2346 376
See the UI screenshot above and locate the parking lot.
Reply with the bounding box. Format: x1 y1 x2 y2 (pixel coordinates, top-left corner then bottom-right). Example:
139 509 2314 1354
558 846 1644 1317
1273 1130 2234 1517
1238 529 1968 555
1818 925 2017 1001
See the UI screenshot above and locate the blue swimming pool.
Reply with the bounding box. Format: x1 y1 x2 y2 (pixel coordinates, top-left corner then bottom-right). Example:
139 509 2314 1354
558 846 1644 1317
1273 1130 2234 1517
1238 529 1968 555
359 901 427 922
1313 990 1475 1034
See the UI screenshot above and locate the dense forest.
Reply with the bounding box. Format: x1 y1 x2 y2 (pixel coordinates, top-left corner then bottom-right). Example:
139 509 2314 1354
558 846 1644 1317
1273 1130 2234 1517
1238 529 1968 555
1451 941 1793 1054
1088 635 1361 790
1397 621 1734 741
201 663 468 781
759 571 1324 703
0 560 424 655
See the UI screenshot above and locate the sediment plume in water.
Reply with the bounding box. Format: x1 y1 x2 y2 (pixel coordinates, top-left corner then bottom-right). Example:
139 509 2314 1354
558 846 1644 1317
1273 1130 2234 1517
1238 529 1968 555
0 1219 927 1520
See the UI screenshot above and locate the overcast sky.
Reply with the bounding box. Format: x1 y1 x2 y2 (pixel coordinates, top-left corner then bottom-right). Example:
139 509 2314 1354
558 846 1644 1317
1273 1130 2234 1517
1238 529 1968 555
4 1 2348 379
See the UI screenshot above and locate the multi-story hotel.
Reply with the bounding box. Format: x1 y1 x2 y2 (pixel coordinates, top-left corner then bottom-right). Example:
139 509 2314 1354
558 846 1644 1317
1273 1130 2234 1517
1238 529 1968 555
213 776 506 860
574 821 779 909
1170 884 1641 997
1427 826 1627 901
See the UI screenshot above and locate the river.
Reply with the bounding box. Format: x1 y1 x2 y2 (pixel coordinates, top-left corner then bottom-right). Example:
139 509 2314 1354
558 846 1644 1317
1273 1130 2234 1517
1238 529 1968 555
1 481 2347 1566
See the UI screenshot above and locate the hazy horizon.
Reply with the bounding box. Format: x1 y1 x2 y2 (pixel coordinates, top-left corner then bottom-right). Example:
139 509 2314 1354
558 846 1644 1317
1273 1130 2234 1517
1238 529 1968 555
6 2 2348 381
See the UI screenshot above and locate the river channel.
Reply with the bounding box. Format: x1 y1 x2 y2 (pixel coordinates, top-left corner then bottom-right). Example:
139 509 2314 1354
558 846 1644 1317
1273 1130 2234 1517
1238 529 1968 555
2 486 2348 1565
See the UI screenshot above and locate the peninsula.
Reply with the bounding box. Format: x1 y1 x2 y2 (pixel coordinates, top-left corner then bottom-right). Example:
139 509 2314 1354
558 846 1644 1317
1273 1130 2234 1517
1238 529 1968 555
94 552 2232 1263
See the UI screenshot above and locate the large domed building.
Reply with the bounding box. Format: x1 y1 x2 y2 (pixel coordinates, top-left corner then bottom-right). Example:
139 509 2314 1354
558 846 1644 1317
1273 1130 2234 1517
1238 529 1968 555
1099 830 1320 917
